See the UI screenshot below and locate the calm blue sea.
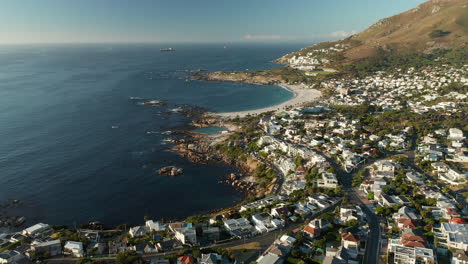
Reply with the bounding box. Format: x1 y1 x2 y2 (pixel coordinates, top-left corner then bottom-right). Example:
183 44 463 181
0 43 305 226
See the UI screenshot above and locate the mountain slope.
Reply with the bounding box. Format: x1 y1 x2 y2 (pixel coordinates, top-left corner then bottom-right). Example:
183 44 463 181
278 0 467 66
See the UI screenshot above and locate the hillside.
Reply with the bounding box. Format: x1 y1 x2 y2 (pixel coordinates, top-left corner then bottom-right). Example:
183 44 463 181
278 0 468 66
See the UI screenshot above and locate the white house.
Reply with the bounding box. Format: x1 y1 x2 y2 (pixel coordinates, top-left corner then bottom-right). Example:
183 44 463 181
316 173 338 189
280 235 296 245
448 168 467 181
392 206 420 221
376 160 395 172
129 225 149 238
251 213 277 233
449 128 465 141
174 228 197 245
199 253 223 264
223 218 256 237
64 241 84 257
271 207 291 218
31 239 62 256
441 223 468 251
22 223 51 237
432 162 450 173
340 206 360 223
256 253 282 264
146 220 165 232
294 202 315 216
393 246 435 264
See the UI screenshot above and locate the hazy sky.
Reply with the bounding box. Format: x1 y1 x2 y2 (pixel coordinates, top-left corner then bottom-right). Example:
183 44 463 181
0 0 426 44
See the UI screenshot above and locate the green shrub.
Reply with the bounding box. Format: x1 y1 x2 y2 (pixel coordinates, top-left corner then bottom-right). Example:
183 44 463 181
429 29 451 38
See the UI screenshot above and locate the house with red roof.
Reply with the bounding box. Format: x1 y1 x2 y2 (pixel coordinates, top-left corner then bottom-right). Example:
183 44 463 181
398 218 418 229
296 165 306 174
449 218 468 225
388 229 427 253
341 232 360 249
303 218 330 238
445 208 461 219
177 255 195 264
304 225 319 238
401 232 426 249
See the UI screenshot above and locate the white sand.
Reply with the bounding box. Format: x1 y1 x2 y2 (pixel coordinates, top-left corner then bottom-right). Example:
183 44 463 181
216 83 321 118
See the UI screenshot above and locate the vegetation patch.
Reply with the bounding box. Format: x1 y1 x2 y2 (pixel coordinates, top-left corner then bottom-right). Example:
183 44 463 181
455 10 468 30
429 29 451 38
341 47 467 75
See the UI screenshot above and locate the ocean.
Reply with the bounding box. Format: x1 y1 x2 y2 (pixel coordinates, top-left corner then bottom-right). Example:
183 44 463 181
0 43 305 226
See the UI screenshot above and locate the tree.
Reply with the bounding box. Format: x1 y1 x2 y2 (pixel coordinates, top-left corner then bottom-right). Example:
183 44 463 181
390 155 408 165
375 207 389 216
248 141 260 152
382 186 393 194
116 251 146 264
185 215 207 224
345 219 359 227
294 155 304 167
192 248 202 258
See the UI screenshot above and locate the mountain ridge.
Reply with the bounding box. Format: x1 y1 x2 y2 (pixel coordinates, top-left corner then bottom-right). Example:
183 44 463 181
278 0 467 66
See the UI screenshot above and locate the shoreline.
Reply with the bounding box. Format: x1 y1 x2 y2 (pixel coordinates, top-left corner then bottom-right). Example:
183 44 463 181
215 83 321 118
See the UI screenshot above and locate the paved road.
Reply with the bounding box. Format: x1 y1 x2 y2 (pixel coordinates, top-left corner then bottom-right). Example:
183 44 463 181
347 189 381 264
48 200 341 264
310 146 381 264
48 140 391 264
248 151 285 194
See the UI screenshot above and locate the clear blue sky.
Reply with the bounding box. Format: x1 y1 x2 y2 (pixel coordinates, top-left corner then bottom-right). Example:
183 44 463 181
0 0 426 44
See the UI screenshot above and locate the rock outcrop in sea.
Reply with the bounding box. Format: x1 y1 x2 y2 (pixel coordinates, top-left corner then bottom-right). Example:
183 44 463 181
158 166 183 176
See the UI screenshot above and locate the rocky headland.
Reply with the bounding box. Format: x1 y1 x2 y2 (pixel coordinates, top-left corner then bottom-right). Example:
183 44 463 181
170 129 259 195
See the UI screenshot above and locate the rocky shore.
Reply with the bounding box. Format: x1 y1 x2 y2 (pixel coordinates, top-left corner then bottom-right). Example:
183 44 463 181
0 200 26 229
219 173 256 193
170 130 259 195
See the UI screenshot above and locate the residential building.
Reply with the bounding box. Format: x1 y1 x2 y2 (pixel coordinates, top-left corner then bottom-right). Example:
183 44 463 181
251 213 277 233
271 207 291 219
223 218 257 237
0 250 26 264
31 239 62 256
449 128 465 141
22 223 51 237
440 222 468 250
174 228 197 245
201 227 220 242
177 255 195 264
199 253 222 264
256 253 282 264
129 225 149 238
452 249 468 264
316 173 338 189
146 220 165 232
64 241 84 257
393 245 435 264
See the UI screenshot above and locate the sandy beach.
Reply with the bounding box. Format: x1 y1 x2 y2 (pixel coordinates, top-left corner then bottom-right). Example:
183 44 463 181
216 83 321 118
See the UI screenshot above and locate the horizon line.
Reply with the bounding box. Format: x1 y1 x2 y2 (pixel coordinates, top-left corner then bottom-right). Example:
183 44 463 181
0 38 338 46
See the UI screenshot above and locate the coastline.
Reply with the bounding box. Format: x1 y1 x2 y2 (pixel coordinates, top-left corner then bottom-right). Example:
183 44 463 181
216 83 321 118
